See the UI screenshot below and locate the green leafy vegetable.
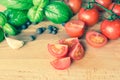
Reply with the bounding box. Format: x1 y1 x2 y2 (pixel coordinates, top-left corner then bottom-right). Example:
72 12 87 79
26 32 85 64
0 0 33 10
0 12 7 26
0 28 4 42
27 0 49 23
4 9 28 27
44 1 73 24
3 23 18 36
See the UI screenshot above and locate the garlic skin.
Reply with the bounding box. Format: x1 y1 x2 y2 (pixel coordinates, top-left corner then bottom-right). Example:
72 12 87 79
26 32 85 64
5 37 24 49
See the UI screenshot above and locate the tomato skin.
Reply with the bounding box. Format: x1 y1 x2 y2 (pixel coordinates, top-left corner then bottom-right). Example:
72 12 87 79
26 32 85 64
95 0 112 11
101 19 120 40
78 8 99 27
109 3 120 16
48 44 68 58
64 0 82 14
69 43 84 60
64 20 85 37
50 57 71 70
86 31 108 48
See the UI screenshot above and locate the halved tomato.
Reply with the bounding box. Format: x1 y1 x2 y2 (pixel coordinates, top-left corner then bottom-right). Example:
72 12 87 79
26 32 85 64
69 43 84 60
48 44 68 58
50 57 71 70
64 20 85 37
86 31 108 48
59 37 79 50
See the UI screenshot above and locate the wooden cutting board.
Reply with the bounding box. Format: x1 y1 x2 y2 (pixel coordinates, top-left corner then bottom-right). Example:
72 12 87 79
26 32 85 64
0 5 120 80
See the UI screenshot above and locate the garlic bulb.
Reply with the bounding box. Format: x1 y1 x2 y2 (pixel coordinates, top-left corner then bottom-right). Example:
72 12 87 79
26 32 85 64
5 37 24 49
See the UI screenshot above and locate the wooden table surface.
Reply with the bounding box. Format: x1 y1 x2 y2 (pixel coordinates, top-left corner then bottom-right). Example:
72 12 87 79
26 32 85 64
0 5 120 80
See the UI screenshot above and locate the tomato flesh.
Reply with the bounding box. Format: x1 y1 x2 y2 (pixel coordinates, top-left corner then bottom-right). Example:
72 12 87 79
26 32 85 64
69 43 84 60
50 57 71 70
101 19 120 40
86 31 108 48
65 20 85 37
78 8 99 27
48 44 68 58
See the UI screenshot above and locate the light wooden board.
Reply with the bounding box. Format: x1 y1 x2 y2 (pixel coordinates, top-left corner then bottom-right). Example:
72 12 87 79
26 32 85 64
0 5 120 80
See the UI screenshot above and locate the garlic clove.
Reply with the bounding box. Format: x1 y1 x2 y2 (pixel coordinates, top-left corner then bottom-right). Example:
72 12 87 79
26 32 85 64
5 37 24 49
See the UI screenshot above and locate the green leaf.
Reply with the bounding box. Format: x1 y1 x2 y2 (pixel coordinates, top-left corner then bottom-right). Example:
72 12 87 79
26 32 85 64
33 0 49 7
4 9 28 27
0 0 33 10
44 1 73 24
3 23 18 36
0 12 7 27
27 6 44 23
0 28 5 42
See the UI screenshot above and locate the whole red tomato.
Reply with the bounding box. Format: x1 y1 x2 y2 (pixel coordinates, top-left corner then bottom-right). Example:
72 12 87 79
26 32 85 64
64 20 85 37
109 3 120 16
95 0 112 11
64 0 82 14
101 19 120 40
78 8 99 27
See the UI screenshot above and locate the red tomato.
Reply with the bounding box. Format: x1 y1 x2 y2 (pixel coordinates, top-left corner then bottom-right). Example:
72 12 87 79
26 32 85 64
69 43 84 60
59 37 79 50
109 3 120 16
64 20 85 37
78 8 99 27
64 0 82 14
95 0 112 11
101 19 120 40
86 31 108 48
50 57 71 70
48 44 68 58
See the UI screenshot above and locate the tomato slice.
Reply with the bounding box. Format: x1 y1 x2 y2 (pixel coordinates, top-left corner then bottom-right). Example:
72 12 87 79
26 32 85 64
64 20 85 37
50 57 71 70
48 44 68 58
59 37 79 50
69 43 84 60
86 31 108 48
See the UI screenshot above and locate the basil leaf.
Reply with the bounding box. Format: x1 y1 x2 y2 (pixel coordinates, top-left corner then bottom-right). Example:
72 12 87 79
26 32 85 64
0 0 33 10
0 28 4 42
0 12 7 27
44 1 73 24
33 0 49 7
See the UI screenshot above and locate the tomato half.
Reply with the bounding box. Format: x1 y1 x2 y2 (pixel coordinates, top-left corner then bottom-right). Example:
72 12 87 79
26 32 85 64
109 3 120 16
59 37 79 50
95 0 112 11
48 44 68 58
101 19 120 40
69 43 84 60
78 8 99 27
64 0 82 14
50 57 71 70
64 20 85 37
86 31 108 48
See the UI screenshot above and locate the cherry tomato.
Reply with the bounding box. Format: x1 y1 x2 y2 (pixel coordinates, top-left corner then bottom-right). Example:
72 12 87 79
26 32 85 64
64 0 82 14
95 0 112 11
78 8 99 27
50 57 71 70
109 3 120 16
48 44 68 58
101 19 120 40
64 20 85 37
59 37 79 50
86 31 108 48
69 43 84 60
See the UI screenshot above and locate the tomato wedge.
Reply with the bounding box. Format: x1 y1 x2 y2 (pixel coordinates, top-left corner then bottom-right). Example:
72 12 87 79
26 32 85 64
86 31 108 48
69 43 84 60
48 44 68 58
50 57 71 70
59 37 79 50
64 20 85 37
